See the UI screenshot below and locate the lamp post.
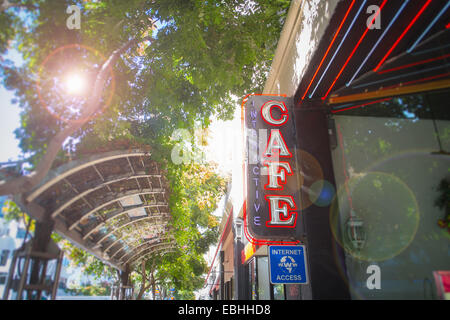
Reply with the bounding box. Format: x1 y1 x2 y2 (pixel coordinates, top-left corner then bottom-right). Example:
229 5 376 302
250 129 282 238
234 219 243 242
232 218 246 299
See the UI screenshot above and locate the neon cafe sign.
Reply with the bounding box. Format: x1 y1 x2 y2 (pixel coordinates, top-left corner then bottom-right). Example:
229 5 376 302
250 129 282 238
243 94 302 245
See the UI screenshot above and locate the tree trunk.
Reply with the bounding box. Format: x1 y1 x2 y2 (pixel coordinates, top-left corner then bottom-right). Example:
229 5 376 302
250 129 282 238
150 270 156 300
137 285 146 300
136 261 147 300
136 261 156 300
119 267 131 300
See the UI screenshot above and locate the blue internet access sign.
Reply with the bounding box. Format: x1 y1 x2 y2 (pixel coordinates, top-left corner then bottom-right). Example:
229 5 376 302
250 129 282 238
268 245 308 284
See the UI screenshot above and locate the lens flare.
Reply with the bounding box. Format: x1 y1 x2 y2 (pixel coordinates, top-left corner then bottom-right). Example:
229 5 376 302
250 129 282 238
64 73 86 95
293 149 324 211
36 44 115 124
308 179 336 207
329 171 420 262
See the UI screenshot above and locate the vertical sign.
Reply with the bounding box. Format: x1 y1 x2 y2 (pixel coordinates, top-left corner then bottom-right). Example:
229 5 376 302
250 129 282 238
244 95 301 244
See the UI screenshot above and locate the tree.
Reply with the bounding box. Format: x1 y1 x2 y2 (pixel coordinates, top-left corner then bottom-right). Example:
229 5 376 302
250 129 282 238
134 249 207 300
132 254 162 300
125 161 226 300
0 0 289 192
66 283 111 296
0 32 153 194
2 199 34 248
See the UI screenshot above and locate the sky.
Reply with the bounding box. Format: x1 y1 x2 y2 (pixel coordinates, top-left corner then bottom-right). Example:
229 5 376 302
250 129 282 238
206 105 242 178
0 49 23 163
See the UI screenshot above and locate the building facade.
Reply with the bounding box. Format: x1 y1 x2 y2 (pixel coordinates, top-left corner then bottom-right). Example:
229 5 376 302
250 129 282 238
0 196 111 299
206 0 450 300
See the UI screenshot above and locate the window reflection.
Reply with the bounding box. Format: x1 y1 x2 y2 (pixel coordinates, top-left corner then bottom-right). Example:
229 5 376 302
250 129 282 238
331 89 450 299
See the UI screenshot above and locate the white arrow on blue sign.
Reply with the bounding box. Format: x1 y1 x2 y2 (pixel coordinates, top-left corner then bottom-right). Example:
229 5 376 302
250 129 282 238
268 245 309 285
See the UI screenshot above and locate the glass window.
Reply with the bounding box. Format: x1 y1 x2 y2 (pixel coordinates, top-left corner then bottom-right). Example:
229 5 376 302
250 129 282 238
330 89 450 300
0 250 10 266
273 284 285 300
16 228 26 239
248 258 257 300
0 272 7 285
285 284 301 300
0 196 5 217
229 278 234 300
257 257 271 300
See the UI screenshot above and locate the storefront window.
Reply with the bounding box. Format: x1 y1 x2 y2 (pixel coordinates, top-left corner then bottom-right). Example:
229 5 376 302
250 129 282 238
273 284 285 300
247 256 289 300
257 257 271 300
0 250 10 266
0 272 7 285
285 284 301 300
330 89 450 299
248 258 257 300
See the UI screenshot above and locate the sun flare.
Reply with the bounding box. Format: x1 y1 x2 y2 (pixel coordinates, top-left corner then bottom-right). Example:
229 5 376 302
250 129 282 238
64 73 86 95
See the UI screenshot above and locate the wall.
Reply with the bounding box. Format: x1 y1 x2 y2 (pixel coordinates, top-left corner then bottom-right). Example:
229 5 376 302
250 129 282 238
264 0 340 96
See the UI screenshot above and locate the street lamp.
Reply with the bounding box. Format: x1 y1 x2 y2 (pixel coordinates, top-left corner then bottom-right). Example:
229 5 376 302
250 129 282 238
234 219 243 241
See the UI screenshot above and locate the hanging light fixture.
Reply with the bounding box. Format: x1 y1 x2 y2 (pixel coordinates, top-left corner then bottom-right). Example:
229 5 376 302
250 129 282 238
346 209 366 250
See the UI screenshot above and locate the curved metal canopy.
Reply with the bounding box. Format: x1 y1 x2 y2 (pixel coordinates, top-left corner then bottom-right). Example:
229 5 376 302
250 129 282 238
15 149 177 271
118 237 174 263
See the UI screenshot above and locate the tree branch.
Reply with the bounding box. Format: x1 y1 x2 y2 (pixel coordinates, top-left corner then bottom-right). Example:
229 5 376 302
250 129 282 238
0 36 154 196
